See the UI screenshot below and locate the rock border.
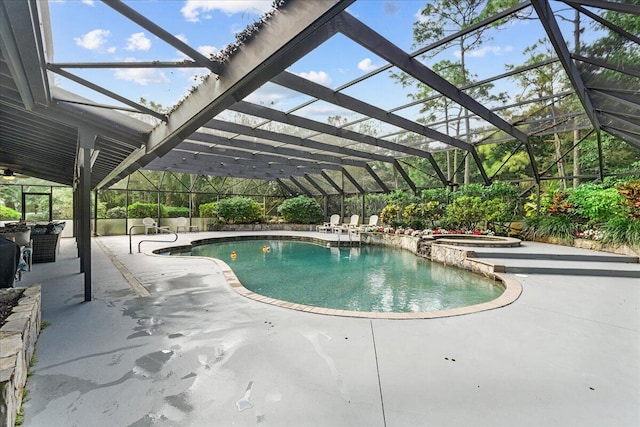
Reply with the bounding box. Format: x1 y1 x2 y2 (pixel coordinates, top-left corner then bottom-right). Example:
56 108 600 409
0 285 41 427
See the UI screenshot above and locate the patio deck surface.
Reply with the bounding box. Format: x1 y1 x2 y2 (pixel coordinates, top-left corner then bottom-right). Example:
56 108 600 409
15 232 640 427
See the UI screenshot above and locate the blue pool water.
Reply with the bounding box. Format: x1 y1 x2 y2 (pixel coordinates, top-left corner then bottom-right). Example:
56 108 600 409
176 239 503 313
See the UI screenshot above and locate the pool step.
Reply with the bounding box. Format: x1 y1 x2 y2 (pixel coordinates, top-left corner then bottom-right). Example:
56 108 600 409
475 257 640 278
474 251 639 264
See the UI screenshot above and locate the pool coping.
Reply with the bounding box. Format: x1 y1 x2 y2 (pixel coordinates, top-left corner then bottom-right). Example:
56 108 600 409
151 233 523 319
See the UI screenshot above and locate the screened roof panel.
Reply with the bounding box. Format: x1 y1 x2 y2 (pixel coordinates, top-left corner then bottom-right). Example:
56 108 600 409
344 117 405 139
257 121 318 139
244 82 317 113
339 65 418 112
293 99 364 123
2 0 639 191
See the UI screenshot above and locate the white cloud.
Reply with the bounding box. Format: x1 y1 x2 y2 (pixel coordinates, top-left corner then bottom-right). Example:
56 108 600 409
74 29 110 50
245 82 296 105
197 45 218 57
175 34 189 44
125 32 151 51
181 0 272 22
297 104 353 119
82 0 95 5
454 45 513 58
107 47 116 54
114 68 170 86
357 58 378 72
297 70 332 86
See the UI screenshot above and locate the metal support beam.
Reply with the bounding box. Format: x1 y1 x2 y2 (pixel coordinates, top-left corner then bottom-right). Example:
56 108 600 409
147 159 319 181
77 128 95 302
276 178 297 196
51 60 200 69
336 12 522 184
531 0 600 132
321 171 344 195
0 0 50 108
185 133 368 168
152 148 341 174
47 65 167 121
101 0 220 72
273 72 474 154
565 3 640 45
365 164 390 193
603 126 640 149
204 119 395 164
573 54 640 78
229 101 446 162
142 0 350 155
597 130 605 182
288 176 314 197
561 0 640 14
393 160 417 194
303 174 328 196
341 168 365 194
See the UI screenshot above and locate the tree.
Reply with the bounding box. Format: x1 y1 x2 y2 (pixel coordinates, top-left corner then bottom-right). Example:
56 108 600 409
391 0 515 184
506 39 571 188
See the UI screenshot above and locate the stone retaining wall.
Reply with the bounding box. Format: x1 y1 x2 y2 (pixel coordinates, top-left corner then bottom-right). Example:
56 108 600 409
361 233 502 278
215 223 318 232
430 244 502 277
573 238 640 258
360 232 421 253
0 285 41 427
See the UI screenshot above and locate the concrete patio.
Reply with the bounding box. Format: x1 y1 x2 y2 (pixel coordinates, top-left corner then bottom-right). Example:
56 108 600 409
15 232 640 427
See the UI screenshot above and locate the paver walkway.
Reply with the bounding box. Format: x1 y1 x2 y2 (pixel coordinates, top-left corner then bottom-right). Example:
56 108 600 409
15 233 640 427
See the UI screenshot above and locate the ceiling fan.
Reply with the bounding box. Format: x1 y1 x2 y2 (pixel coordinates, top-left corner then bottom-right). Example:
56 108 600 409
1 164 28 181
2 169 17 180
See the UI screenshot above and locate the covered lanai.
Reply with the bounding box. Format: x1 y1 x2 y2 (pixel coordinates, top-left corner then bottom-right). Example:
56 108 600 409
1 0 639 295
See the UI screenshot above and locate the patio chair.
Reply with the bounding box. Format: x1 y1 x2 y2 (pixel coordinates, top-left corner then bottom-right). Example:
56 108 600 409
359 215 379 232
175 216 199 233
334 214 359 234
317 214 340 233
175 217 188 233
3 229 32 279
143 217 157 234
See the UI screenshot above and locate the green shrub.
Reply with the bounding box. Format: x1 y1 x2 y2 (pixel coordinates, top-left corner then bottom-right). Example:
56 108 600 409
215 197 262 224
601 216 640 246
106 206 126 219
421 187 453 205
0 205 21 221
402 203 425 229
127 202 167 219
199 202 218 218
567 184 625 225
277 196 323 224
380 204 401 227
386 190 420 207
402 202 443 229
166 206 190 218
456 183 488 199
444 196 486 229
422 201 443 228
483 198 512 223
522 215 577 244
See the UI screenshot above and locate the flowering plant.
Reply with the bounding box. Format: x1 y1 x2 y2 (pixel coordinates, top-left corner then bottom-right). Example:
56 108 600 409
575 229 603 241
371 226 496 237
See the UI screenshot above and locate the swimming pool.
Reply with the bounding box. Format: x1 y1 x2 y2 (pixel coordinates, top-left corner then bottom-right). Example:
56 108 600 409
172 239 504 314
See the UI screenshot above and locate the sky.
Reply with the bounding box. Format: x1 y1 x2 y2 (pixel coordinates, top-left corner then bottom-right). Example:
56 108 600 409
46 0 603 132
